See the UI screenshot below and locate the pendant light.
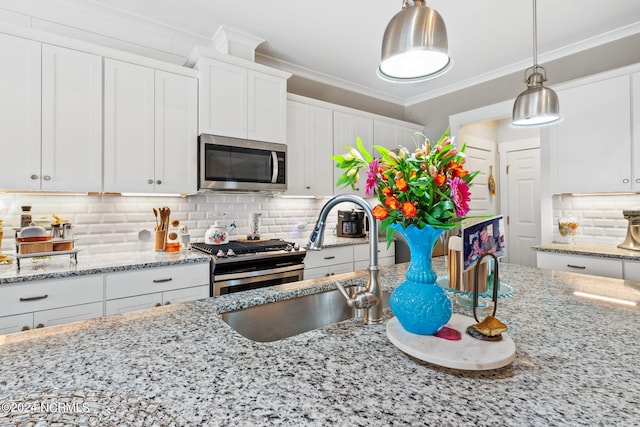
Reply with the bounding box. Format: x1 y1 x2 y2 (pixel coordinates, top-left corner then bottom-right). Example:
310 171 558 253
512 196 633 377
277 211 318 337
378 0 452 83
512 0 560 127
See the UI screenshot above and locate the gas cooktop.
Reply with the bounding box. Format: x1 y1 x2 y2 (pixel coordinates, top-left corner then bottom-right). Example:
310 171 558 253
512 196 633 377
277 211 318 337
192 239 303 264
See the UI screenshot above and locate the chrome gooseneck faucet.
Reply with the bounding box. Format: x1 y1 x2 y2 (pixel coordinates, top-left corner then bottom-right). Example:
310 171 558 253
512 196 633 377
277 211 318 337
307 194 383 324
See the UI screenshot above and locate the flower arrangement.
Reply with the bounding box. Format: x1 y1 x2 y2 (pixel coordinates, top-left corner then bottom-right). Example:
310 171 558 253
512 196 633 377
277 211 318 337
333 128 479 244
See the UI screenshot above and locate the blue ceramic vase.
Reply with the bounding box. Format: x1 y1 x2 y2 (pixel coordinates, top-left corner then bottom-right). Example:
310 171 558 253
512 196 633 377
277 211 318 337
390 223 452 335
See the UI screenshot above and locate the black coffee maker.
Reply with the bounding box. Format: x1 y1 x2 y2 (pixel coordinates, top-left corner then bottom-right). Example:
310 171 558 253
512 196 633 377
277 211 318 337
337 210 366 238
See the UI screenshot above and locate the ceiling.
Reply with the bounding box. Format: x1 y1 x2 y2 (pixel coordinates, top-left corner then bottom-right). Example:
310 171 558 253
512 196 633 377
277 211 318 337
5 0 640 107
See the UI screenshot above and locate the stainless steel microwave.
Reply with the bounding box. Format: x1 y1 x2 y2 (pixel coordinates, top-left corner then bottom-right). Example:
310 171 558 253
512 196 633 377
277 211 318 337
199 134 287 191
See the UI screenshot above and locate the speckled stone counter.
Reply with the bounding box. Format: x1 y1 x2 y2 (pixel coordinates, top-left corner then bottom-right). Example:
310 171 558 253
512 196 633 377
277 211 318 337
533 242 640 261
1 259 639 426
0 250 210 285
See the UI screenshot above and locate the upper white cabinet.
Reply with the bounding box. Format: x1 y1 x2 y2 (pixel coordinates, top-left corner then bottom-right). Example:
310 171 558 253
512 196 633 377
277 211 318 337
286 100 334 196
632 72 640 191
104 59 198 194
547 75 632 193
333 111 374 197
196 56 289 143
0 35 102 192
373 119 423 152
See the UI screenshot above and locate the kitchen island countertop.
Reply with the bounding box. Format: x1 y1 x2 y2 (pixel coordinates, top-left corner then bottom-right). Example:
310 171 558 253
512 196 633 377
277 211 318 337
533 242 640 260
1 259 639 426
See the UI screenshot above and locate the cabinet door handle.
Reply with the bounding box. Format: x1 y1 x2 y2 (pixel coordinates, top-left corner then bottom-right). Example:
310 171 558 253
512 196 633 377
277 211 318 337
567 264 586 270
148 179 154 184
156 180 162 185
22 326 31 331
324 256 336 260
623 178 630 184
43 175 51 181
635 178 640 184
20 294 49 302
36 323 44 329
164 301 171 305
153 278 173 283
155 303 162 307
30 174 39 180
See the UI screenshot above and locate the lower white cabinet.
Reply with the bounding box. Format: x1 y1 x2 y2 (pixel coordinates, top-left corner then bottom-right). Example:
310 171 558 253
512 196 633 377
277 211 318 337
537 252 623 279
622 260 640 282
0 275 103 334
304 243 396 280
105 263 209 315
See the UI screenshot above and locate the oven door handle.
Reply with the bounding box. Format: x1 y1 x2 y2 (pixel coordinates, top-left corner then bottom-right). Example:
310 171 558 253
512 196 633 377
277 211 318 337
215 264 303 282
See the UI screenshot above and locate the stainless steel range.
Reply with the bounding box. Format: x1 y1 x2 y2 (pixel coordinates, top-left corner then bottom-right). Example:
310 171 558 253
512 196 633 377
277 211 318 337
192 239 306 296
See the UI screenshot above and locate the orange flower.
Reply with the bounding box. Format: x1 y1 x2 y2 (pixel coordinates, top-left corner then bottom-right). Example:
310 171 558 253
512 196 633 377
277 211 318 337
395 178 408 192
401 201 417 218
382 187 394 197
372 205 389 220
409 170 417 180
434 174 447 186
384 196 400 210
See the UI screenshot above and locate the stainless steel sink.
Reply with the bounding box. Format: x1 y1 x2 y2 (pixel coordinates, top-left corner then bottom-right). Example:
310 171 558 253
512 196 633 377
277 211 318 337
221 286 390 342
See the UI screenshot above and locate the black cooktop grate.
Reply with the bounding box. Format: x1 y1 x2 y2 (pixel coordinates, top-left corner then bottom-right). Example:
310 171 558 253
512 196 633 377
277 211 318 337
192 239 292 256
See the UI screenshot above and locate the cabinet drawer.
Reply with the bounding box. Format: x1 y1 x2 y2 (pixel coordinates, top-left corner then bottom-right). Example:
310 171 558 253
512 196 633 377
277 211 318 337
304 246 353 269
105 263 209 299
0 313 34 335
105 293 163 316
537 253 623 279
353 242 395 261
162 285 209 304
354 256 395 271
304 262 354 280
33 302 103 329
623 260 640 282
0 275 103 317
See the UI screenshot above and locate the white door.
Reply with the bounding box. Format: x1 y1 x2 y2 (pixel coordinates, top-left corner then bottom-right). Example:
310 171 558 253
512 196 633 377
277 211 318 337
505 148 541 266
104 59 155 193
41 45 102 192
463 136 496 216
154 71 198 194
0 33 41 191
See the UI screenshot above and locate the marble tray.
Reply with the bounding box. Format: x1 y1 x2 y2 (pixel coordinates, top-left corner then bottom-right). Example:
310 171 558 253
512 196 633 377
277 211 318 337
386 314 516 370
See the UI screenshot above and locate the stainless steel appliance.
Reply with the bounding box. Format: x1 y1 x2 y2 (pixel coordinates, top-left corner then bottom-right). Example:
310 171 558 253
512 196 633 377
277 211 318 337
337 209 366 238
192 239 305 296
199 134 287 192
618 209 640 251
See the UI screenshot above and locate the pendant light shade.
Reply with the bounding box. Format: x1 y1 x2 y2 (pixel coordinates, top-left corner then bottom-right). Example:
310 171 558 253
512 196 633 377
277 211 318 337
512 0 560 127
378 0 452 83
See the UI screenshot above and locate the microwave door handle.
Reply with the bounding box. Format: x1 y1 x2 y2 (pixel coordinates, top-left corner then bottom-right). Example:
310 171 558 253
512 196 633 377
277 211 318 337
271 151 278 183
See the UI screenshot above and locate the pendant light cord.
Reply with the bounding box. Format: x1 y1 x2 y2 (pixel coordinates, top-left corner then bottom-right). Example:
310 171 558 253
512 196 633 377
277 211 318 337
532 0 538 69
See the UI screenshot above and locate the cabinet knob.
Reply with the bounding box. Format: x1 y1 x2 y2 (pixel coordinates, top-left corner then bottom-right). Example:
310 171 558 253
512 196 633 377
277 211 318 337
30 174 39 180
306 186 311 190
623 178 630 184
148 179 154 184
155 303 162 307
43 175 51 181
635 179 640 184
156 180 162 185
164 301 171 305
22 326 31 331
36 323 44 329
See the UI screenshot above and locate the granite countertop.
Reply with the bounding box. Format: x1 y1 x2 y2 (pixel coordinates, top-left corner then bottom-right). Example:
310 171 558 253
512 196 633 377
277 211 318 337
0 250 210 285
533 242 640 261
1 259 639 425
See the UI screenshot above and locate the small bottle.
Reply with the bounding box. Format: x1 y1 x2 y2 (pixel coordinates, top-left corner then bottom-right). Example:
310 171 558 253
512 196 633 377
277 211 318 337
20 206 32 228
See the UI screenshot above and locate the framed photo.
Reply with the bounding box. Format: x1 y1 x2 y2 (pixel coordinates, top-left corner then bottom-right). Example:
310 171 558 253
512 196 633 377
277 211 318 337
462 215 505 271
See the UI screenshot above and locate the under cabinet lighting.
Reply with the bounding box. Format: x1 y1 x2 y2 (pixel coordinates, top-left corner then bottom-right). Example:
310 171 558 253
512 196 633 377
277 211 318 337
573 291 637 307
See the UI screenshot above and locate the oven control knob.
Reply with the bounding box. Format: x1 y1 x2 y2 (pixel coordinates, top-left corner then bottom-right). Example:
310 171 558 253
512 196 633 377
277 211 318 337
293 243 300 251
216 249 226 257
227 249 236 257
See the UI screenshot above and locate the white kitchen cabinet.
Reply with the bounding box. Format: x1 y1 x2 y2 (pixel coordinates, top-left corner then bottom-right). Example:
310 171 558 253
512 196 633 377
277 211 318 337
304 246 355 280
632 72 640 190
353 242 396 271
622 259 640 282
286 100 334 196
547 75 632 193
0 275 104 334
536 252 623 279
373 119 423 152
197 57 289 143
0 37 102 192
333 111 374 197
0 33 41 191
104 59 198 194
105 263 209 315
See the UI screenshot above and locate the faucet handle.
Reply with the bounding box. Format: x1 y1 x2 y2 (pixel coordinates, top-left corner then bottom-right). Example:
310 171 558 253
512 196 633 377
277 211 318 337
334 281 377 310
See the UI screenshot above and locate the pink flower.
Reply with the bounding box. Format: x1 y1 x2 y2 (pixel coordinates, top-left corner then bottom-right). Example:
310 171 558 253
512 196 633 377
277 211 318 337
450 177 471 217
364 158 379 196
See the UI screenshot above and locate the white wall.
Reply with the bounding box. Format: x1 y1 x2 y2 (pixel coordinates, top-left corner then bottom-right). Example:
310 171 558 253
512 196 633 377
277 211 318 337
0 193 339 255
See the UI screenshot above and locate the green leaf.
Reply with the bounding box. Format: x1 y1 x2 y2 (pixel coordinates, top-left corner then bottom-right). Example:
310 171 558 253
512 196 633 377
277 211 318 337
356 136 373 163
